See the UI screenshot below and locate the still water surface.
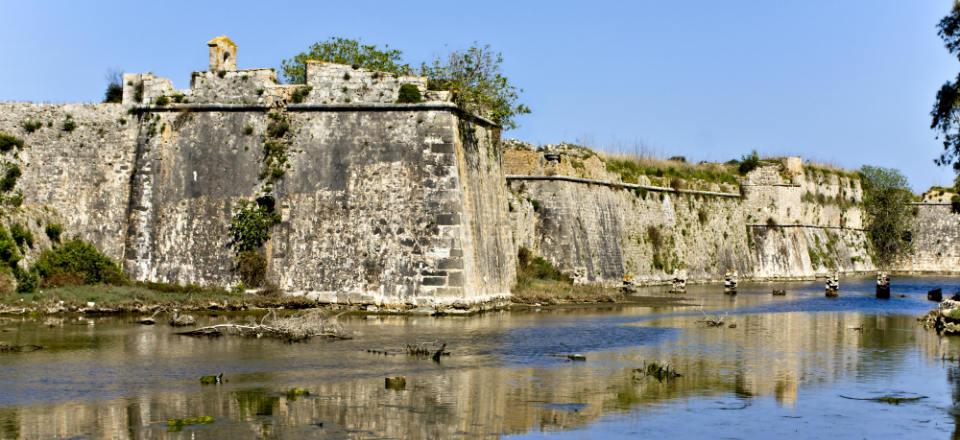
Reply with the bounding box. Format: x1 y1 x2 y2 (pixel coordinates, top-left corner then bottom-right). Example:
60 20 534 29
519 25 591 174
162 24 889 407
1 277 959 439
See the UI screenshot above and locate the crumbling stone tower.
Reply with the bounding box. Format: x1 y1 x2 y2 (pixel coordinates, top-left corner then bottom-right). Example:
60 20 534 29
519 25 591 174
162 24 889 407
207 35 237 71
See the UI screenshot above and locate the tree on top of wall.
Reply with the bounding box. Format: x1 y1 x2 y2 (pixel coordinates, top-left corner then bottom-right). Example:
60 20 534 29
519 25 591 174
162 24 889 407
860 166 914 268
280 38 412 84
280 38 531 130
420 43 531 130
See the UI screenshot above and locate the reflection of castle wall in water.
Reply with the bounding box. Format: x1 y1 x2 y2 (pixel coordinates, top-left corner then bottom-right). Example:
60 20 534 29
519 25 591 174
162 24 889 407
1 312 936 439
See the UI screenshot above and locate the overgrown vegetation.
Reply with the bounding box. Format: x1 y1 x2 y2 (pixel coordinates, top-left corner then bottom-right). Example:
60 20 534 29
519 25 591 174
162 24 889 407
31 239 125 287
421 43 530 129
229 199 281 253
228 199 280 288
737 150 761 174
280 38 529 129
45 223 63 243
290 85 312 104
280 37 411 84
9 223 32 250
0 132 24 152
860 166 914 268
512 247 622 304
604 155 739 188
261 111 292 181
396 84 423 103
103 69 123 103
61 115 76 132
20 119 42 133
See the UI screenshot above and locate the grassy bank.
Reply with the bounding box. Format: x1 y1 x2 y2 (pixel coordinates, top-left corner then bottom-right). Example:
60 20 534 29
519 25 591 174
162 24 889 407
0 283 319 314
511 248 625 305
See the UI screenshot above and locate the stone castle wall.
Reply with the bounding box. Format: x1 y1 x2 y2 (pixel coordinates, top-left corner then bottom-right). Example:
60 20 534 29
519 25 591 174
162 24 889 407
0 54 513 306
506 148 877 284
898 203 960 274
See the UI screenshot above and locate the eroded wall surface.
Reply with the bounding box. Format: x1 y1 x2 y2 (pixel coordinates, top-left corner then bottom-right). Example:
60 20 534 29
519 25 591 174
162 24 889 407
507 147 877 284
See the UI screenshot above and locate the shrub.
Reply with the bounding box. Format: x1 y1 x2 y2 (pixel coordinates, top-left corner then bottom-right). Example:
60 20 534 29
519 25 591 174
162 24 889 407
21 119 42 133
281 37 412 84
516 247 570 283
243 124 254 136
32 239 125 286
0 225 21 268
171 93 186 103
229 199 281 252
10 223 33 249
62 116 76 132
290 86 312 104
0 132 24 152
738 150 760 174
12 267 36 293
237 250 267 287
45 223 63 243
397 84 422 103
154 95 170 106
0 163 21 192
103 69 123 103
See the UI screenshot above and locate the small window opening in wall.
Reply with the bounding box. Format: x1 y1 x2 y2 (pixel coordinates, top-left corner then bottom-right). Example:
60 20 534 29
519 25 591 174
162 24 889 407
223 52 231 62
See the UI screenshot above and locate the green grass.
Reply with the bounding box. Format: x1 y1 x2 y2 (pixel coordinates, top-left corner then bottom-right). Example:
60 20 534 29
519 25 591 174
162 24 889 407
604 156 739 187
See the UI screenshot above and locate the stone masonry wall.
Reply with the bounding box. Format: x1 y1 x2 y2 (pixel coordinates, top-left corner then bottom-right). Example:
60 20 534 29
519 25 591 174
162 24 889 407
122 106 511 305
507 150 877 284
0 103 137 263
898 203 960 274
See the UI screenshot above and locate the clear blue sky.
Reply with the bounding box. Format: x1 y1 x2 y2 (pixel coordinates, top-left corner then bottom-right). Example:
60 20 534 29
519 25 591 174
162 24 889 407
1 0 956 191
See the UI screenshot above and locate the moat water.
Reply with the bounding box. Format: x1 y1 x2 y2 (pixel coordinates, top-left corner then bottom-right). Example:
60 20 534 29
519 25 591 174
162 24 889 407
1 277 959 439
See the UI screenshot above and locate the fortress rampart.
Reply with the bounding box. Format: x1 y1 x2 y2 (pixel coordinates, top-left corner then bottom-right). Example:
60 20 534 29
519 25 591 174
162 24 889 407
0 36 954 304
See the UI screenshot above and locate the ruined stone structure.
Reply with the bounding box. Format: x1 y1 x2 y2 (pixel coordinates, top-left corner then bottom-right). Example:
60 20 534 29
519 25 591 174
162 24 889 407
0 37 956 304
0 38 514 306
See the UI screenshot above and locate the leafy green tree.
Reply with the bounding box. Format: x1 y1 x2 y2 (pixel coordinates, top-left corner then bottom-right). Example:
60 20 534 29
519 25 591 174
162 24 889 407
932 3 960 190
421 43 531 130
860 166 914 268
280 38 411 84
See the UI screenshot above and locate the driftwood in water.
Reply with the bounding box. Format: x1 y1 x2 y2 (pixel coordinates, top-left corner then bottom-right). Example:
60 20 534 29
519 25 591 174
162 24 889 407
839 394 927 404
178 309 350 341
0 343 42 353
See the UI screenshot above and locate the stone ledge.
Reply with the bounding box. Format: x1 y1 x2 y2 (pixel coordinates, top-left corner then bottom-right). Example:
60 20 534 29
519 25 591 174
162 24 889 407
506 175 741 198
130 102 498 127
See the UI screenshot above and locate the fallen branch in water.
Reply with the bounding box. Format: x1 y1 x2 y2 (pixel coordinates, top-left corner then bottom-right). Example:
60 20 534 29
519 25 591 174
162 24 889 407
839 395 927 404
178 309 350 341
0 343 42 353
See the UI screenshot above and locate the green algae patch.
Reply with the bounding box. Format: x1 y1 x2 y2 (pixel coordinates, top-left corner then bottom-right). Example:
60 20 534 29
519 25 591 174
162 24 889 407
167 415 214 431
